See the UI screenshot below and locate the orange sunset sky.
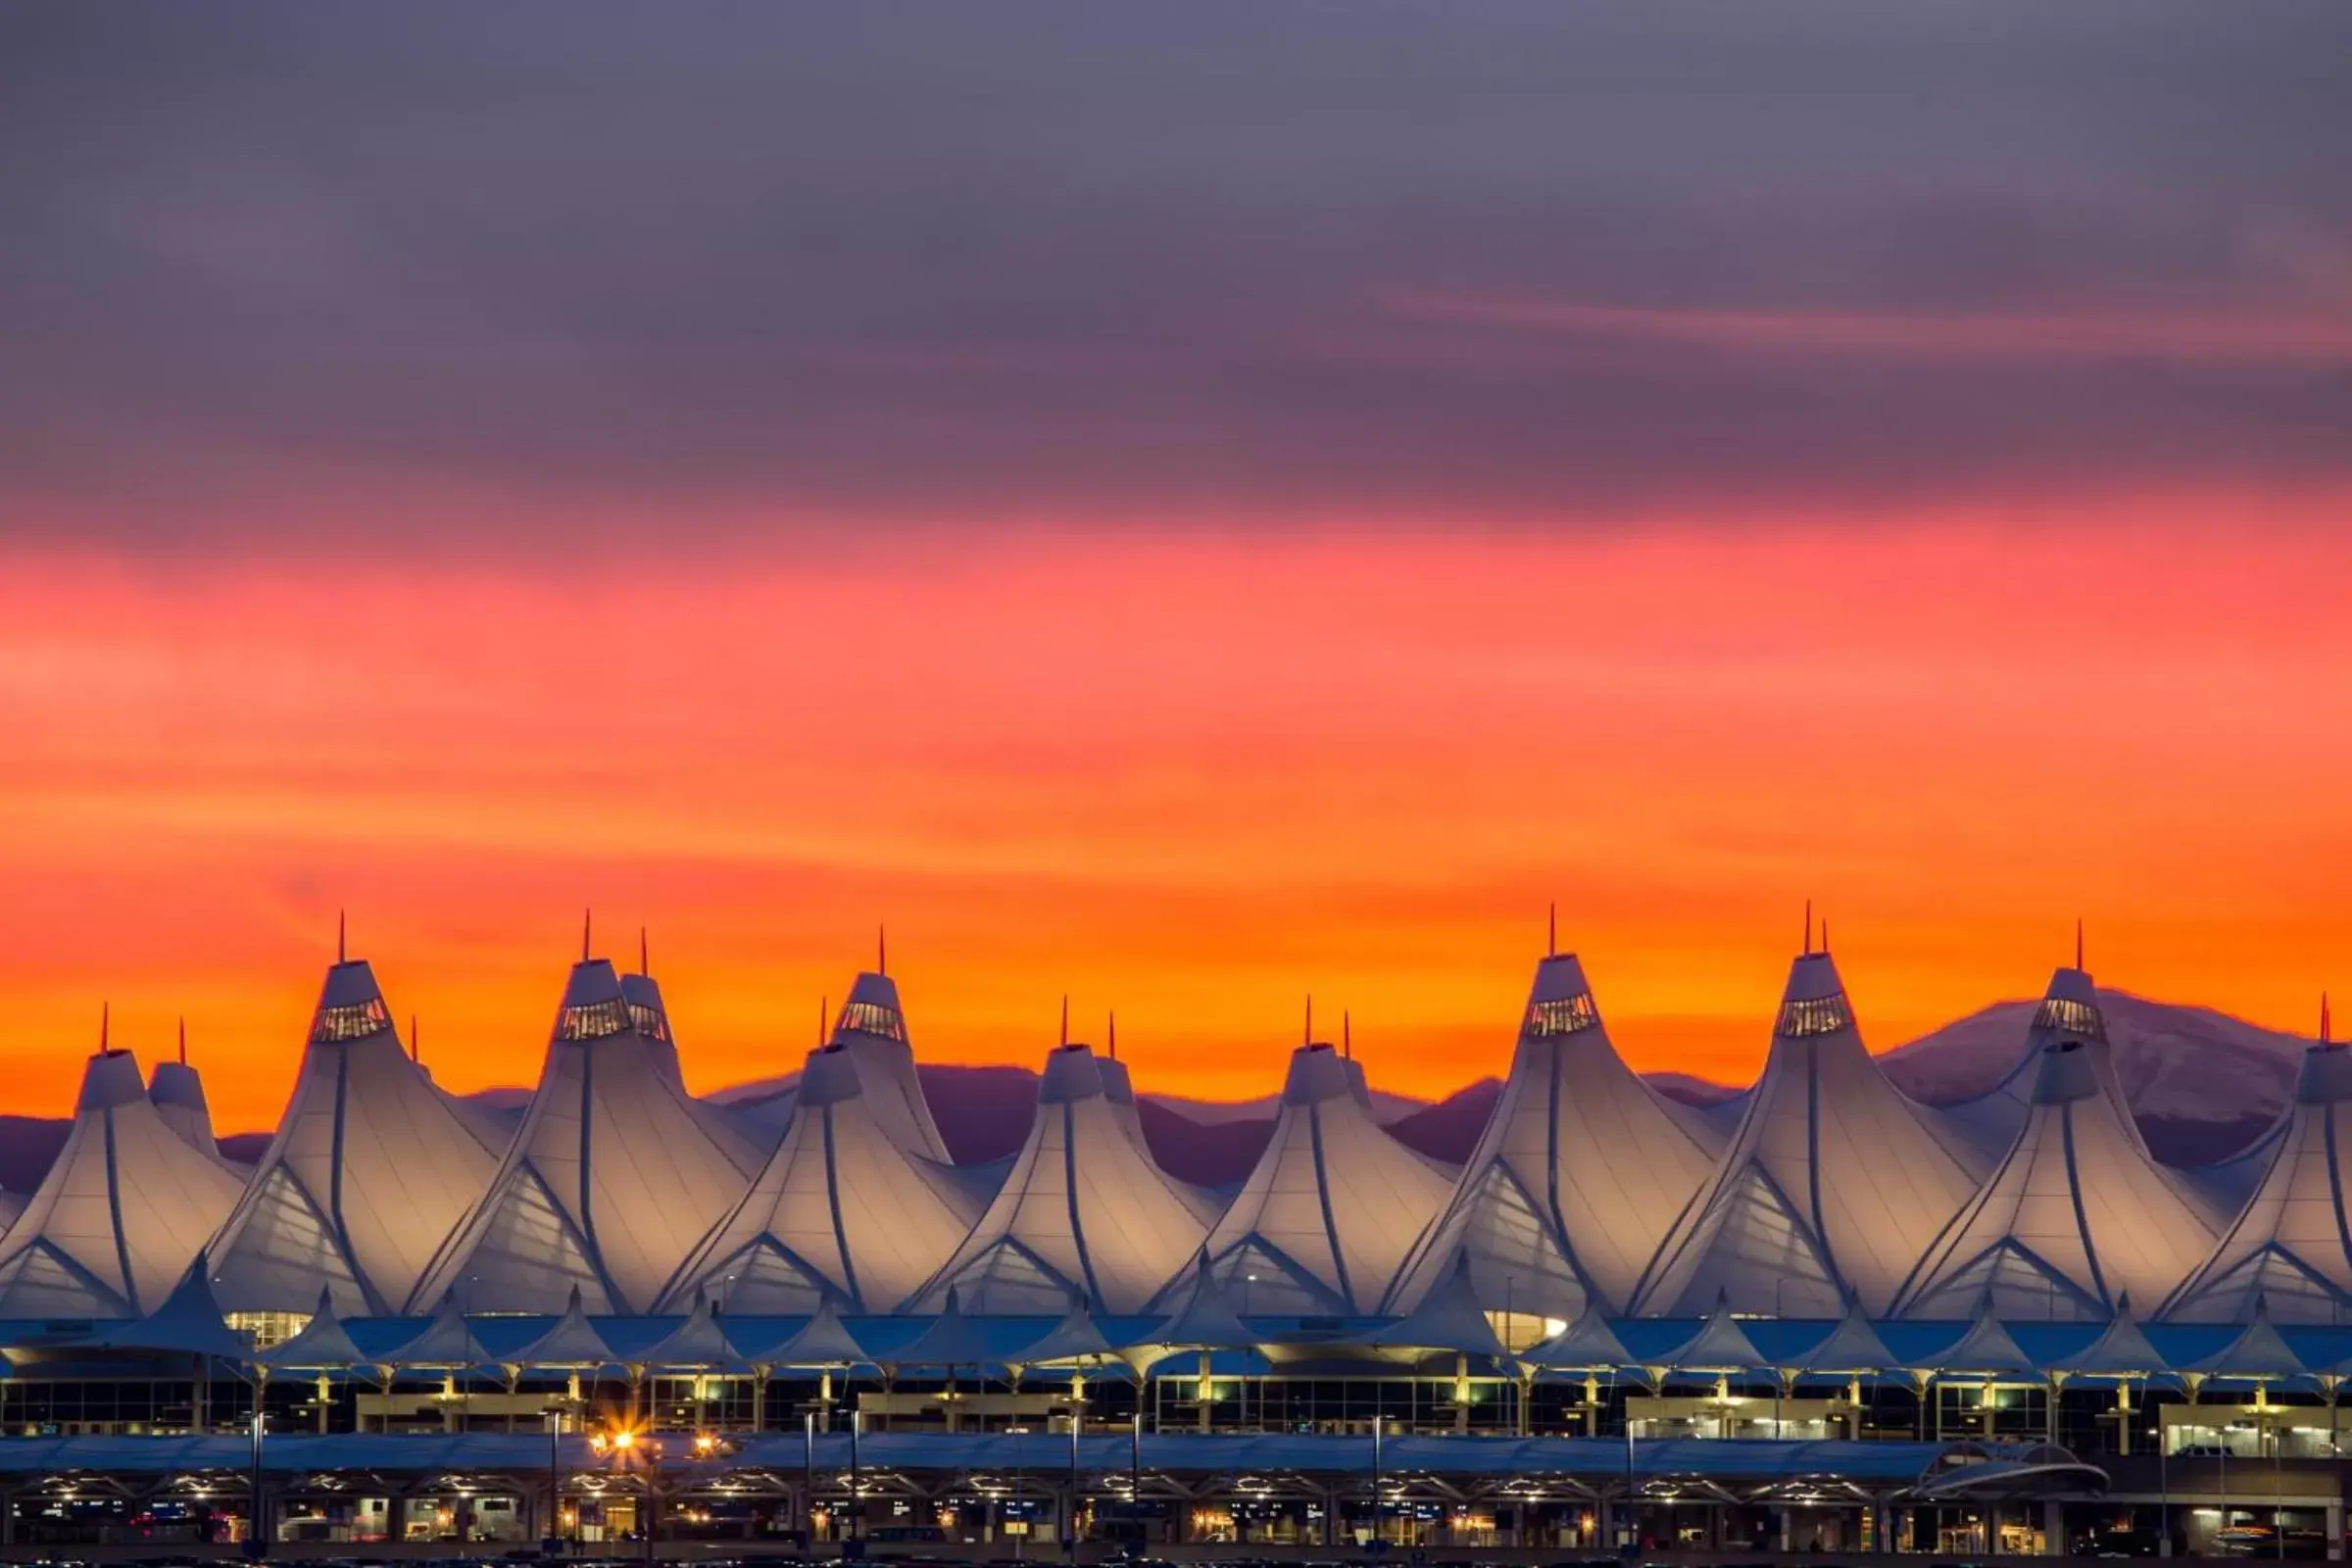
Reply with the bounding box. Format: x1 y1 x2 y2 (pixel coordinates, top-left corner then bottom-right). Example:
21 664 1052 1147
5 5 2350 1129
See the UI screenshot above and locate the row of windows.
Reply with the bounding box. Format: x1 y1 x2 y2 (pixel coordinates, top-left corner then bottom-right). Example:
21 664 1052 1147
313 998 390 1044
2033 996 2106 1041
1777 994 1854 1038
628 1002 671 1044
556 998 632 1041
1524 995 1599 1038
837 1000 907 1044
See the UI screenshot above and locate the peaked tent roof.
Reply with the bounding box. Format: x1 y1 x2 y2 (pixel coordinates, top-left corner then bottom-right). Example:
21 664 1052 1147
83 1250 256 1360
385 1293 494 1369
887 1286 997 1366
263 1288 372 1371
1926 1298 2038 1377
656 1040 980 1314
1385 952 1723 1322
1011 1299 1123 1370
1935 967 2133 1173
1788 1298 1898 1375
1372 1252 1509 1357
907 1043 1209 1313
1521 1300 1634 1372
505 1286 620 1369
1138 1250 1259 1352
829 971 952 1162
2180 1296 2307 1381
148 1058 243 1171
635 1290 745 1369
407 958 762 1314
0 1189 24 1235
208 957 507 1316
1630 951 1980 1318
1659 1295 1768 1372
2166 1044 2352 1323
1892 1026 2220 1322
2045 1295 2171 1377
0 1049 248 1319
737 1296 871 1368
1180 1042 1450 1315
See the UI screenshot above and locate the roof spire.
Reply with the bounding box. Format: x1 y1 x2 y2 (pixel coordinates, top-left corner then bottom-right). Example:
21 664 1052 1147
2076 916 2084 972
1343 1009 1351 1058
177 1016 186 1066
1821 918 1830 954
878 924 887 976
639 926 649 977
1058 994 1069 1048
2325 993 2333 1046
1107 1010 1117 1059
1803 899 1813 956
100 1000 109 1052
1547 902 1557 958
1303 994 1313 1047
337 908 347 963
819 995 828 1046
581 907 592 962
411 1014 419 1063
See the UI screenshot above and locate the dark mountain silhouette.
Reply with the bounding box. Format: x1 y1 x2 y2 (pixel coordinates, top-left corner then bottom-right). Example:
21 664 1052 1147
1386 1078 1502 1165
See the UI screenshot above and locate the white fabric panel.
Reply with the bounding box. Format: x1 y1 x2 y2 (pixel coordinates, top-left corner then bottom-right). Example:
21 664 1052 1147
2169 1046 2352 1322
1193 1044 1448 1314
1387 955 1720 1319
408 960 761 1314
659 1045 981 1312
1633 953 1978 1317
910 1045 1207 1313
209 960 506 1314
0 1052 245 1318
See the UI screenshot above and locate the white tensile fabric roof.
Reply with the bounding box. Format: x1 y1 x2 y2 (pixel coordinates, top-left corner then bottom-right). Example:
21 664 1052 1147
1891 981 2221 1320
407 957 763 1315
1181 1041 1448 1315
657 1039 983 1313
207 958 509 1316
1933 967 2132 1175
908 1042 1209 1313
0 1049 248 1318
1384 954 1723 1320
2166 1042 2352 1323
147 1057 243 1172
1631 951 1980 1317
829 972 952 1163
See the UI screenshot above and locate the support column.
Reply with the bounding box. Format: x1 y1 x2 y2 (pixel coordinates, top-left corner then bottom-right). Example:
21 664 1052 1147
1453 1353 1470 1434
1198 1351 1212 1433
2043 1498 2064 1556
2327 1500 2343 1562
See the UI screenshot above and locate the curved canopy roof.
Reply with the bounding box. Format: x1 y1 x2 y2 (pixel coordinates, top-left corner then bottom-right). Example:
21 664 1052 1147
908 1043 1209 1314
0 1048 247 1319
1632 951 1980 1317
2166 1042 2352 1323
657 1039 981 1314
1183 1042 1449 1315
1893 1016 2220 1321
1386 952 1722 1321
408 958 762 1315
208 958 507 1315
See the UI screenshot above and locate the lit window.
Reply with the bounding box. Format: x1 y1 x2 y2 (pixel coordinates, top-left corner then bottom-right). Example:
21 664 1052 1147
313 997 390 1043
2033 996 2105 1042
226 1309 313 1349
557 998 631 1041
1777 993 1854 1038
1525 994 1599 1038
836 1000 907 1043
628 1003 670 1043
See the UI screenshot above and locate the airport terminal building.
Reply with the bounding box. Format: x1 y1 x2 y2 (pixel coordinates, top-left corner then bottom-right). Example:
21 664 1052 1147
4 939 2352 1557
